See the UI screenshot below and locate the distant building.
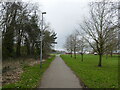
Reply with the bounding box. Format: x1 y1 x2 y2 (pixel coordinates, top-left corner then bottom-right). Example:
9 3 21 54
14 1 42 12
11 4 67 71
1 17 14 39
113 50 120 54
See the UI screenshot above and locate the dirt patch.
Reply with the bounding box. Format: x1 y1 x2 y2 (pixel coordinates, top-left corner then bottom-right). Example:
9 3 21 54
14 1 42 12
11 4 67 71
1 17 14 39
2 68 23 86
2 58 39 86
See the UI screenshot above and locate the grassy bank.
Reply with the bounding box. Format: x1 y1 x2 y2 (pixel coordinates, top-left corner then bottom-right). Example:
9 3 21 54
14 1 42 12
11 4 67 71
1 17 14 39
61 54 118 88
3 55 55 88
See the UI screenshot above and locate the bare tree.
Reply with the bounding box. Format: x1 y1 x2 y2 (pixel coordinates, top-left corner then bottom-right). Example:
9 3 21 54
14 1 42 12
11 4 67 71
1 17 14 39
64 34 74 57
72 32 79 59
77 37 88 62
78 0 118 67
64 32 79 59
105 28 118 57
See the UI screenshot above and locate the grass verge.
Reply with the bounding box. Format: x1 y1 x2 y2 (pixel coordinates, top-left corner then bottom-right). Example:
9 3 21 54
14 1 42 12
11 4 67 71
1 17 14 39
61 54 118 88
2 55 55 88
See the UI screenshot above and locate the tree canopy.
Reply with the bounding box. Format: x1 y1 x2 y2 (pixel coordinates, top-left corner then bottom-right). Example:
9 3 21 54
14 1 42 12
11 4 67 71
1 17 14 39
0 1 57 60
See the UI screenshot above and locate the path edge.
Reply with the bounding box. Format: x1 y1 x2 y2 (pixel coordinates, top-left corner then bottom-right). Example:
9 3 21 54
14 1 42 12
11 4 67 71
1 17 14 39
60 55 88 89
37 56 56 88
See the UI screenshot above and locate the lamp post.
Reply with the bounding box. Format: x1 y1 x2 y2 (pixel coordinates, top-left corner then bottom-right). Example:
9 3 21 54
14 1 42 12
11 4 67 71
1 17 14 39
40 12 46 68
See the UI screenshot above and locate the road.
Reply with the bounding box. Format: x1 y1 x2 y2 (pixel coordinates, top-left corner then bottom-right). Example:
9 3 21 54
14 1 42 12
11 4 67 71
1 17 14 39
39 55 82 88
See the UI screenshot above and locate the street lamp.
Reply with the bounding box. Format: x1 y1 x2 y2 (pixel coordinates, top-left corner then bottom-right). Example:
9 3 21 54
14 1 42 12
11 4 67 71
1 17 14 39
40 12 46 68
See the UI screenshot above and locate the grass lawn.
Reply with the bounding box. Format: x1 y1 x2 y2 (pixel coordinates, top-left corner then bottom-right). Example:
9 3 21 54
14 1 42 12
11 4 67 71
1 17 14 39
2 55 55 88
61 54 118 88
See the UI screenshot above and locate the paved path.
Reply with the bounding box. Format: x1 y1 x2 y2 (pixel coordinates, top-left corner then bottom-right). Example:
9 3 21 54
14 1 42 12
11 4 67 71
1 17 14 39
40 55 82 88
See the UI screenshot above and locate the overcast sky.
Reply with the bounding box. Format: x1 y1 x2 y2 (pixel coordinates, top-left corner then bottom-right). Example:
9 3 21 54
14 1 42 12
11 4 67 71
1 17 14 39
22 0 106 51
35 0 91 51
41 0 90 51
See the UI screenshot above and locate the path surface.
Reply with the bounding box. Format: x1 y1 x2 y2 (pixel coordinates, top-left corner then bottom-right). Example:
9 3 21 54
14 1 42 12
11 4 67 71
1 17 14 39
40 55 82 88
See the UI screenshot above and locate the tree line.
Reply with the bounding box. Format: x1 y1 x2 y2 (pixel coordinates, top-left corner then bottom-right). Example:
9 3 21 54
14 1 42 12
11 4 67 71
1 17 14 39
0 1 57 60
64 0 119 67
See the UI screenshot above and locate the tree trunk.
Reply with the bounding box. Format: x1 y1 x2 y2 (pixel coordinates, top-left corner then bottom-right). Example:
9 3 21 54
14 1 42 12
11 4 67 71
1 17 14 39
81 54 83 62
25 36 30 55
98 54 102 67
74 49 76 59
110 51 113 57
75 53 76 59
27 45 30 55
31 43 34 55
16 40 21 57
26 40 30 55
71 49 72 58
16 29 21 57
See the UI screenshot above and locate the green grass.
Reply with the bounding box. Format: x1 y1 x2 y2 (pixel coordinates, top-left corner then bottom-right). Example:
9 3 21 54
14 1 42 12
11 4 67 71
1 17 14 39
3 55 55 88
61 54 118 88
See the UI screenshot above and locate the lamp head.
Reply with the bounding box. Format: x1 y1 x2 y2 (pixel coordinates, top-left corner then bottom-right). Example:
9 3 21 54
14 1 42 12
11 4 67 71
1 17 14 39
42 12 46 14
